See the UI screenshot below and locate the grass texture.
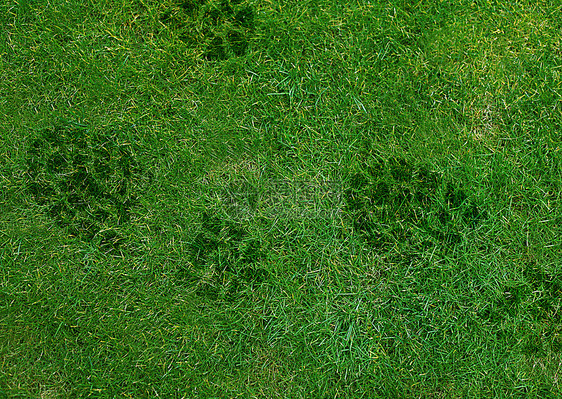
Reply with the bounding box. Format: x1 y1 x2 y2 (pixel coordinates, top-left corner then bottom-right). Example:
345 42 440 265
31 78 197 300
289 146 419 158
1 0 562 397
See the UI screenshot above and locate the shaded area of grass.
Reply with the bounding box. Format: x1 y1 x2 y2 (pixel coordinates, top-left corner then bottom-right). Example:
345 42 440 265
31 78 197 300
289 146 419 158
344 155 487 252
24 122 143 252
1 0 562 397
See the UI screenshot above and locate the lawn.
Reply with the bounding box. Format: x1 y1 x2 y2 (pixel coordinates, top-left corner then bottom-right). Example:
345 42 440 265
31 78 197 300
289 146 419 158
1 0 562 397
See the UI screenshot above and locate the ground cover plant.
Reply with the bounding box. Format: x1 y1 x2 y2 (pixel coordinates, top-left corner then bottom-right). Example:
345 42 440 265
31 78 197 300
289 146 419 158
1 0 562 397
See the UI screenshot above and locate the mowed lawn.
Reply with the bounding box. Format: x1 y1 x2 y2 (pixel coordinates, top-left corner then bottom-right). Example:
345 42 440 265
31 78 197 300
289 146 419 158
1 0 562 397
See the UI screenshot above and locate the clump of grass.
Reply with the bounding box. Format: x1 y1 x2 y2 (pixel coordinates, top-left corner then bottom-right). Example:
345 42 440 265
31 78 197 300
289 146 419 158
344 155 487 252
178 210 269 301
155 0 256 60
24 121 141 252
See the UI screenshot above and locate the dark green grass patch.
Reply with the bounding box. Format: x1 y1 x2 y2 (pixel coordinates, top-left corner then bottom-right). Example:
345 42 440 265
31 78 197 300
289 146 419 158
153 0 256 60
344 155 487 253
24 122 143 252
178 210 269 301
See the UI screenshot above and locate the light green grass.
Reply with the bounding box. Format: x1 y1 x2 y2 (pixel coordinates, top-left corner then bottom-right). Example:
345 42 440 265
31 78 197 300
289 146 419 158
1 0 562 397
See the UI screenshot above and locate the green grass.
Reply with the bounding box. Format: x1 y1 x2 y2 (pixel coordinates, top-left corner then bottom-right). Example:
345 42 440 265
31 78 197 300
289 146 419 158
1 0 562 397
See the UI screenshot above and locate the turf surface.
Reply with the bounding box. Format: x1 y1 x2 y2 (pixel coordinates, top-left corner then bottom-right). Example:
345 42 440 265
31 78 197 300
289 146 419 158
1 0 562 397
